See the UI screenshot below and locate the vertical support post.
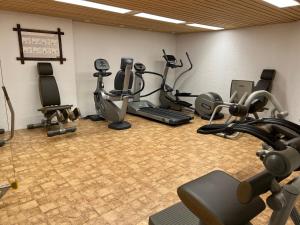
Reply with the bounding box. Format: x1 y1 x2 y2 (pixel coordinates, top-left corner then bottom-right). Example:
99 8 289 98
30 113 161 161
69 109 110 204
15 24 25 64
57 28 64 64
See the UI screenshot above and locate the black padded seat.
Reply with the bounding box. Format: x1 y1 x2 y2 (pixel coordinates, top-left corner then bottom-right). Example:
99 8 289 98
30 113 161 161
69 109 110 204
178 170 266 225
37 63 61 107
114 70 133 91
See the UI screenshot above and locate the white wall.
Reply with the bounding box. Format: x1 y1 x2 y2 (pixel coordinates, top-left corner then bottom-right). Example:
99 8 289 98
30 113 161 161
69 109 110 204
1 9 299 129
0 10 78 129
176 21 300 123
73 22 176 116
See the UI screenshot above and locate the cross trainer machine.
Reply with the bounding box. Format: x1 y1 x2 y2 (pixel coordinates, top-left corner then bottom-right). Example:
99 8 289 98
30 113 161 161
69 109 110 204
159 49 197 111
27 63 81 137
89 58 135 130
127 62 193 125
150 118 300 225
158 50 225 120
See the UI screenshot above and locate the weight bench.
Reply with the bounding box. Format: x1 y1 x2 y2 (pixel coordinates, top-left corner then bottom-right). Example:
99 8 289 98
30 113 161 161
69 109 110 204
27 63 80 137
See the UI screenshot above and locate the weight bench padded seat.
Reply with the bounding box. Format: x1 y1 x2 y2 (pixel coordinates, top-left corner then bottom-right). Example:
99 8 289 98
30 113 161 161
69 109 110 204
249 69 276 113
38 105 73 113
38 63 62 107
178 170 266 225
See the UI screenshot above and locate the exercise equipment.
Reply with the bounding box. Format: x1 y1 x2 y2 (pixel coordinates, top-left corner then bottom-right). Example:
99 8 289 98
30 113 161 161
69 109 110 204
200 90 288 139
127 62 193 125
0 86 14 147
27 63 81 137
159 49 197 111
196 80 254 120
88 58 134 130
0 59 17 199
196 69 275 120
150 118 300 225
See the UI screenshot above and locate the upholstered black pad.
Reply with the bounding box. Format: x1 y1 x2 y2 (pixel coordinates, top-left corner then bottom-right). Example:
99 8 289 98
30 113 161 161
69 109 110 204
38 105 73 113
178 170 266 225
37 63 61 107
114 70 133 90
249 69 275 113
254 69 276 92
37 62 53 76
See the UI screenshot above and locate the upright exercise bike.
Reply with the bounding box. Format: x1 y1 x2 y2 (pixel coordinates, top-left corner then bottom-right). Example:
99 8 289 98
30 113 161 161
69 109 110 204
92 58 134 130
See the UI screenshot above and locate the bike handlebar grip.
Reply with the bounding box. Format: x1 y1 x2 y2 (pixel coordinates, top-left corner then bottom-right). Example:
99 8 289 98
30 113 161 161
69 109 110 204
2 86 9 100
264 147 300 177
237 170 285 204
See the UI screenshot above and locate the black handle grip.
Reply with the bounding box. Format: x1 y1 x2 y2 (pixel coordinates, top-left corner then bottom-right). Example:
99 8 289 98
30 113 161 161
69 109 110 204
162 49 167 57
185 52 193 70
237 170 287 204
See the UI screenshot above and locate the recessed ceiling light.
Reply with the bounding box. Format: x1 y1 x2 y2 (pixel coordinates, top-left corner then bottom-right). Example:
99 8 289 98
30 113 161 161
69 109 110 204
55 0 131 14
263 0 299 8
134 13 185 24
187 23 224 31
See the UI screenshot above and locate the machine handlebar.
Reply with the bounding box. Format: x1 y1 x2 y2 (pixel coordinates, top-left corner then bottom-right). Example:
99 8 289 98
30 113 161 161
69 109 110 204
162 49 183 68
263 147 300 177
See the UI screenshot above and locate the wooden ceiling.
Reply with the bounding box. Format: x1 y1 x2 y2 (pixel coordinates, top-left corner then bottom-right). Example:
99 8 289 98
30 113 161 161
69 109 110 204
1 0 300 33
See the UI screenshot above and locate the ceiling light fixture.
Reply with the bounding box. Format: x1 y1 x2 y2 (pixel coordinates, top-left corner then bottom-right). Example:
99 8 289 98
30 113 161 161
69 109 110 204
263 0 299 8
55 0 131 14
134 13 185 24
187 23 224 31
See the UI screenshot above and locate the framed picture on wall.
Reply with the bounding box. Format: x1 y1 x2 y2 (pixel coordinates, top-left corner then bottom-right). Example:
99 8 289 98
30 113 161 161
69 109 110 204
13 24 66 64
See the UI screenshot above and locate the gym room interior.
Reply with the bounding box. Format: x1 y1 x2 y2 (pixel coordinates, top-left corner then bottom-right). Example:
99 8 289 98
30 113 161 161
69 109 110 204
0 0 300 224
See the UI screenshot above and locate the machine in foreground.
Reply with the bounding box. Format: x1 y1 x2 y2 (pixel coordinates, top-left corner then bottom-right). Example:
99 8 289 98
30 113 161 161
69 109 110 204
150 118 300 225
127 62 193 125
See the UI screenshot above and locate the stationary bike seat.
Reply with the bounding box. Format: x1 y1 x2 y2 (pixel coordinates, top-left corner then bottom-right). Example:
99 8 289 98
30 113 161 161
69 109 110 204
178 170 265 225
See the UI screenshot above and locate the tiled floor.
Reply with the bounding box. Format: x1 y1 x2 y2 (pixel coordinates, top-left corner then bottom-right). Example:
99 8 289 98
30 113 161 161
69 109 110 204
0 115 297 225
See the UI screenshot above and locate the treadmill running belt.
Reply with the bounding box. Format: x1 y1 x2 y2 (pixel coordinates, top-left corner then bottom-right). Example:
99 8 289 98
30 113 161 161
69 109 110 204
139 107 192 125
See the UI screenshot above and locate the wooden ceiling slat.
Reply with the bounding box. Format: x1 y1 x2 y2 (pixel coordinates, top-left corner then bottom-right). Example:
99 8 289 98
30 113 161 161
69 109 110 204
0 0 300 33
96 0 291 25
